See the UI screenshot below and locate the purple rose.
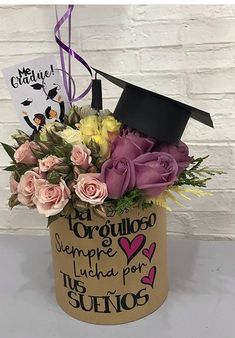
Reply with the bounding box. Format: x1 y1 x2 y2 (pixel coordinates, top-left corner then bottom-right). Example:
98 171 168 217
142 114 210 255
101 157 135 199
155 141 193 176
133 152 178 197
111 130 155 160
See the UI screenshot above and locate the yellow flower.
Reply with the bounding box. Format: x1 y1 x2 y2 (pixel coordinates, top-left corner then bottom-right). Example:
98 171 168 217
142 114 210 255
101 115 121 139
59 127 83 145
78 115 100 144
90 134 109 158
77 113 121 158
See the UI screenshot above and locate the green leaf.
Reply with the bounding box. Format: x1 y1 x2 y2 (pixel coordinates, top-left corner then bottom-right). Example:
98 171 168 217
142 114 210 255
8 194 20 209
47 213 61 227
1 142 15 160
115 189 143 214
64 142 73 155
176 155 224 188
14 170 21 182
33 132 41 143
88 139 100 158
60 201 74 218
53 146 65 158
16 164 32 176
31 149 45 160
4 165 16 172
65 171 74 182
47 171 61 184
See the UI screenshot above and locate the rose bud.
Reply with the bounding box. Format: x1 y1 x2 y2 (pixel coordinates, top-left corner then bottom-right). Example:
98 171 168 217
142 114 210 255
54 165 70 174
46 170 61 184
12 129 30 145
67 105 81 126
53 122 66 132
50 131 63 144
37 141 51 153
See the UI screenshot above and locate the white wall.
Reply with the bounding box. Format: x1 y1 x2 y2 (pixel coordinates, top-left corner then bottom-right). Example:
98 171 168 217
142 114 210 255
0 5 234 238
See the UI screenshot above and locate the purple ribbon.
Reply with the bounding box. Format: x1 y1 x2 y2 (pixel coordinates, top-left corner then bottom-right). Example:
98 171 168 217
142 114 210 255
54 5 92 104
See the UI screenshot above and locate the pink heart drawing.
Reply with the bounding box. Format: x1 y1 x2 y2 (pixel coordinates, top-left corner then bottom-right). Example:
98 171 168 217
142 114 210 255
141 266 157 288
118 234 146 264
142 242 156 262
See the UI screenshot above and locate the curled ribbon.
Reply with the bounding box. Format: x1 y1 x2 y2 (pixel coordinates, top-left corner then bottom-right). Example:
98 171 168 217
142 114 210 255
54 5 93 104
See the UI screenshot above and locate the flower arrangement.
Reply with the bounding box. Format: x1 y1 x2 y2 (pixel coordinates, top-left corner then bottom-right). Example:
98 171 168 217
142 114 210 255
2 106 223 225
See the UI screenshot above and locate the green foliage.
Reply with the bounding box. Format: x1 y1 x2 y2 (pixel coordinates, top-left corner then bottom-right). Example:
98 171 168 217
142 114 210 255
175 156 225 188
115 189 152 215
11 129 30 145
13 163 35 182
53 145 65 158
3 165 16 172
46 171 61 184
88 139 100 159
1 113 226 217
87 139 105 169
8 194 20 209
31 149 45 160
1 142 15 160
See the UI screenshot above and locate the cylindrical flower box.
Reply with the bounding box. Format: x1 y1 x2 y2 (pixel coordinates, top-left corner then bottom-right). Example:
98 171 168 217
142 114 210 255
49 205 168 324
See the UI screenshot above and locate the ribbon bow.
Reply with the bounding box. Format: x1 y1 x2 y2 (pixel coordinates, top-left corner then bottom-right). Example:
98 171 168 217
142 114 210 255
54 5 93 105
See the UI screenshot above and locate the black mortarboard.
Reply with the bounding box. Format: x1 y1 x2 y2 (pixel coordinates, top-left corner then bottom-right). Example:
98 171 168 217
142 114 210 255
30 83 44 90
46 86 59 100
92 68 214 144
21 98 33 106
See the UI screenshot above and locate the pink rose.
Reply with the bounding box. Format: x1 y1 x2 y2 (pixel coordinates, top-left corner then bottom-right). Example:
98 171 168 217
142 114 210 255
34 179 71 217
155 141 193 176
101 157 135 199
111 130 155 160
17 168 41 206
14 141 37 165
39 155 62 172
70 145 91 169
133 152 178 197
74 173 108 205
9 174 18 194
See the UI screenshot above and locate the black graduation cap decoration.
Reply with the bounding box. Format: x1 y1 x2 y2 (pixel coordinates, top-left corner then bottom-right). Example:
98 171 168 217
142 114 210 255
91 74 103 111
46 84 60 100
21 98 33 106
30 83 44 90
92 68 214 144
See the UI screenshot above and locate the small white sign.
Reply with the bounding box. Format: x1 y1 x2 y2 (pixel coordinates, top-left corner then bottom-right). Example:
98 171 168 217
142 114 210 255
2 55 69 136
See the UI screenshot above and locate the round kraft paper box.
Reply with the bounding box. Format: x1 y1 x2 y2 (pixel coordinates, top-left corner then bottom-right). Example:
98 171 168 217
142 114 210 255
49 205 168 324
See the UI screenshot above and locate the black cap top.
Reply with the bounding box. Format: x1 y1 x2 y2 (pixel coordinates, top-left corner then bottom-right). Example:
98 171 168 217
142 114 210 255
92 68 214 144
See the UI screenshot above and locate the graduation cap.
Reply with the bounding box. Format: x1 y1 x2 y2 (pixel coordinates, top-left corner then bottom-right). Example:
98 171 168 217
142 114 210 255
21 98 33 106
46 84 60 100
92 68 214 144
30 83 44 90
91 74 103 111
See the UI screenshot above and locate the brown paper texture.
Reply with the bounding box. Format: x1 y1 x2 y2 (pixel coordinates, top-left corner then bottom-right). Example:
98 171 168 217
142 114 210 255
49 205 168 324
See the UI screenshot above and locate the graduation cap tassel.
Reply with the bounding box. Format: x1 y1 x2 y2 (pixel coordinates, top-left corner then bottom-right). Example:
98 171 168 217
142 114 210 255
91 73 103 112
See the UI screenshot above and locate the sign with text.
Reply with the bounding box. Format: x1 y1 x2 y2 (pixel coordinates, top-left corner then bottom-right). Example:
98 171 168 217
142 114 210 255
2 55 69 136
49 206 168 324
